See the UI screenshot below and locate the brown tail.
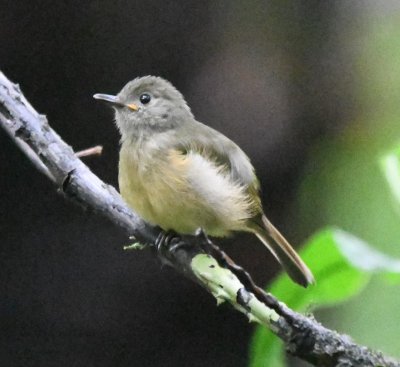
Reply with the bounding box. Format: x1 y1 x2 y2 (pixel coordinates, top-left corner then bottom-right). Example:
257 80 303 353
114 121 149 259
249 215 314 287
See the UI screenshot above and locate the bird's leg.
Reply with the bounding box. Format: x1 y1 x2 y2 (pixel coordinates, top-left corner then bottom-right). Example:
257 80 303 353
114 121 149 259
194 228 214 253
192 231 294 320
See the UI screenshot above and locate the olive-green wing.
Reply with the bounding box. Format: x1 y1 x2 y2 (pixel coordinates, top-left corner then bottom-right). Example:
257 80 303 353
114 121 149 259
174 120 260 197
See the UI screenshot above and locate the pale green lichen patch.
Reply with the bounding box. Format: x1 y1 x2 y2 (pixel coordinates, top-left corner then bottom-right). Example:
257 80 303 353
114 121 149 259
191 254 280 326
123 242 146 251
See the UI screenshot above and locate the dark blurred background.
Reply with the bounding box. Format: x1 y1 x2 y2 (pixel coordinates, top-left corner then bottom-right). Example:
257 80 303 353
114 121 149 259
2 1 400 366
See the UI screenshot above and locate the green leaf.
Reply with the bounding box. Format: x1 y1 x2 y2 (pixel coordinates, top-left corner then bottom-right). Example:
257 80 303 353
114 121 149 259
381 147 400 206
249 228 400 367
333 230 400 280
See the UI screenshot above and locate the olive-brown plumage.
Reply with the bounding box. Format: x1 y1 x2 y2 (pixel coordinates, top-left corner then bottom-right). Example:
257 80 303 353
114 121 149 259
94 76 314 287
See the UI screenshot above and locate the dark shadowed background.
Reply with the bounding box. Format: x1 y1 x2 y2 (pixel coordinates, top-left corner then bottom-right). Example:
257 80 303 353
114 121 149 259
2 1 400 366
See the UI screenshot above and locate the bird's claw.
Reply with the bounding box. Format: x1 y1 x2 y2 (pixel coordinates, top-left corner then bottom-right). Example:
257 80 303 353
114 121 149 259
155 230 191 253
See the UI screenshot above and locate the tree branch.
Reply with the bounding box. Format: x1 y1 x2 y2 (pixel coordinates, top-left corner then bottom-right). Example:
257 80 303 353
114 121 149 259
1 70 398 367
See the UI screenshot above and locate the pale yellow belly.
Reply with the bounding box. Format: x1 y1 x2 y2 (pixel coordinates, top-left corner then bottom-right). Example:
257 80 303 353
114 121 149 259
119 165 225 235
118 144 256 236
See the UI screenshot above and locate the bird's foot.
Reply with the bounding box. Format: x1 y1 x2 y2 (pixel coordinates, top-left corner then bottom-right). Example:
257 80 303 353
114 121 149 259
194 228 214 253
194 228 233 268
155 230 190 254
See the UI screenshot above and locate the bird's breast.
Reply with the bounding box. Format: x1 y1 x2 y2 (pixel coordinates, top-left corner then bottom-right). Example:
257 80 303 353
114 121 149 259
118 141 159 224
118 140 258 236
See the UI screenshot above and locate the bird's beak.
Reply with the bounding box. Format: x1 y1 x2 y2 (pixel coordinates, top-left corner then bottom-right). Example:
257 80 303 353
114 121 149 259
93 93 138 111
93 93 123 106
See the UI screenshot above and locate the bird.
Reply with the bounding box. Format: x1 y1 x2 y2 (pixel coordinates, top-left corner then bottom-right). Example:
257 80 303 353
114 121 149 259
94 76 314 287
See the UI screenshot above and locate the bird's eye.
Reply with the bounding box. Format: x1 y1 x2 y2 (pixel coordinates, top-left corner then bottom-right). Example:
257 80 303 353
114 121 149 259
139 93 151 105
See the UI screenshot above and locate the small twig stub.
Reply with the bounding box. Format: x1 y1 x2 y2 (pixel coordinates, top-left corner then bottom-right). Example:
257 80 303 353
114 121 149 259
76 145 103 158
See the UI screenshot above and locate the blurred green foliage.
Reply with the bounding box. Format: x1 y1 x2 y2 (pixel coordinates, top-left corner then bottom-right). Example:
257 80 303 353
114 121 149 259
249 12 400 366
293 13 400 359
249 229 400 367
381 147 400 208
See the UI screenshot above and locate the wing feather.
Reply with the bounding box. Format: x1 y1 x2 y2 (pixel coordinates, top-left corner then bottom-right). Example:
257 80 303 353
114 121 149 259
173 121 260 196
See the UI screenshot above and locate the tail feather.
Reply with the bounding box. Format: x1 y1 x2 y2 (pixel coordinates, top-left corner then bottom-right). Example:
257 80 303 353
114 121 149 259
250 215 314 287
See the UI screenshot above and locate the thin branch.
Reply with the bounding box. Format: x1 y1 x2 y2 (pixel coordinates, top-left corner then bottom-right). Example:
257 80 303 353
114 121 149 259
76 145 103 158
1 70 398 367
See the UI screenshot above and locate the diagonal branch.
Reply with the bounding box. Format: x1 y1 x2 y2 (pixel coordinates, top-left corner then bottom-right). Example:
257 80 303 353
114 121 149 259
1 70 398 367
